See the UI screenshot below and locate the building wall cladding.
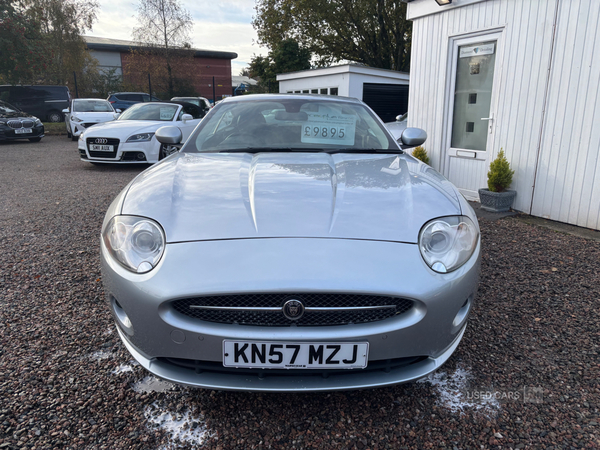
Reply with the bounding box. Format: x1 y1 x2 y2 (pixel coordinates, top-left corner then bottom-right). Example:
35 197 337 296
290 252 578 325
407 0 600 230
120 52 232 100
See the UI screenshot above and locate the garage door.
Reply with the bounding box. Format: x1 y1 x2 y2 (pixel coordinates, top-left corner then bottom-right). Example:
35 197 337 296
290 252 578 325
362 83 409 123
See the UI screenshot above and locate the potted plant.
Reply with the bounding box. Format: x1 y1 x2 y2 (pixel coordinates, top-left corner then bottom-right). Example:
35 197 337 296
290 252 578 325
411 146 430 165
478 149 516 212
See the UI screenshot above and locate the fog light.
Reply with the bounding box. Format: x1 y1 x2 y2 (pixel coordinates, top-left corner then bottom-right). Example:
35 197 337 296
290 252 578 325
452 296 472 330
111 296 133 335
136 152 145 160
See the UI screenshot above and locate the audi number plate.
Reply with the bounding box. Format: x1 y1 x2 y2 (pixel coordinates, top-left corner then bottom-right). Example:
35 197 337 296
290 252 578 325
90 144 114 152
223 341 368 369
15 128 33 134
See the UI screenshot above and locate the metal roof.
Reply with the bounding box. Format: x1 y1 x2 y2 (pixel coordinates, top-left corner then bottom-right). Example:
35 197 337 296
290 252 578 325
84 36 238 60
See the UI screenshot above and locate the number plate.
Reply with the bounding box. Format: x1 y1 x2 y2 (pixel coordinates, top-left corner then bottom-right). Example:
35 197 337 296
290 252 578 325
223 341 368 369
90 144 114 152
15 128 32 134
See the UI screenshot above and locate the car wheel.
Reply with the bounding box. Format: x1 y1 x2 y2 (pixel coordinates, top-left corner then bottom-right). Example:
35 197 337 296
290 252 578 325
29 137 42 143
159 144 180 160
48 111 63 123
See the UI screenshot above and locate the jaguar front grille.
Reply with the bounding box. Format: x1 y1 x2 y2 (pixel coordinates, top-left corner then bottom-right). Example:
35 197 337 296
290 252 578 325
171 293 414 327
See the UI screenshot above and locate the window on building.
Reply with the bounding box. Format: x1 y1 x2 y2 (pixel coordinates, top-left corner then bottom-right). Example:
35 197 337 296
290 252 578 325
302 90 309 93
320 88 328 94
330 88 339 96
311 89 318 94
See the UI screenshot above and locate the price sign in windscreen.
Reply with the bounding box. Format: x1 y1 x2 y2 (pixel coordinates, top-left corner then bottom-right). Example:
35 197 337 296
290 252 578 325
301 112 356 146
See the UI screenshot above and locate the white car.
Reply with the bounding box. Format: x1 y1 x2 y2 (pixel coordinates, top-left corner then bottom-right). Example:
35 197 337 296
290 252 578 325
78 102 204 164
63 99 117 141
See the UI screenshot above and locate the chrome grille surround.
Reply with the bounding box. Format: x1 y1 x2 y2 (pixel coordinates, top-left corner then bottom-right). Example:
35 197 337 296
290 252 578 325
171 293 414 327
7 120 22 129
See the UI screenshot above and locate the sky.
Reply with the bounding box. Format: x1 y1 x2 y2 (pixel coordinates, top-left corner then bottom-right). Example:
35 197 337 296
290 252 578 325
85 0 270 76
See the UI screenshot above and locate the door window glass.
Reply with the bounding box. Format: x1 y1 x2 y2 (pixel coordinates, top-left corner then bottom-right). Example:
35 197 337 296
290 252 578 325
451 41 496 151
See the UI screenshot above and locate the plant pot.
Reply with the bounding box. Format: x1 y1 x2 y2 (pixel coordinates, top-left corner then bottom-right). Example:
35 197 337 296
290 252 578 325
478 188 516 213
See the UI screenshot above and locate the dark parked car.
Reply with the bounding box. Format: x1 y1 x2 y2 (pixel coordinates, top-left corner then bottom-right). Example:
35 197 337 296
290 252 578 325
0 85 70 122
171 96 211 114
107 92 162 111
0 100 44 142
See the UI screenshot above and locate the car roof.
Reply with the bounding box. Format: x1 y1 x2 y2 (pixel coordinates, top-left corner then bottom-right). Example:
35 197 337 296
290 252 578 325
219 93 363 105
73 98 110 101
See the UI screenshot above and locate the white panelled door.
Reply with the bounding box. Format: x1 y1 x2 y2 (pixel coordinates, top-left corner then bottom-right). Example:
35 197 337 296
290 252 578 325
444 30 503 200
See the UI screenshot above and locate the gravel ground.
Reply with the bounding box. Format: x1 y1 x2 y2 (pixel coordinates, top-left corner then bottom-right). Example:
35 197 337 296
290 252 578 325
1 136 599 449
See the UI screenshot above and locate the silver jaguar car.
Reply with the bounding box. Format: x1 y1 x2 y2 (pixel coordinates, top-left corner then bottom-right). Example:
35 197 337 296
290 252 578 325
101 94 480 391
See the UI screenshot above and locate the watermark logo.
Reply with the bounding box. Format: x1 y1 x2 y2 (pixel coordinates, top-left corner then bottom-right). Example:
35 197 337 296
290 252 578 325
523 386 544 404
464 386 543 404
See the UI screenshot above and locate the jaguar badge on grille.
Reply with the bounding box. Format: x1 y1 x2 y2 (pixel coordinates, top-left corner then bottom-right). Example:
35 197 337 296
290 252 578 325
282 299 304 320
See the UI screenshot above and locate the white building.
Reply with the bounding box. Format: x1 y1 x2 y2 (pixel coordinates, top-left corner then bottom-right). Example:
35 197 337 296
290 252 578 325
277 64 410 123
406 0 600 230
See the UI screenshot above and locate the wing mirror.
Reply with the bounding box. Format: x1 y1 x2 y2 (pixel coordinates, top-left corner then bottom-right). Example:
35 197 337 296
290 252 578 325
399 127 427 149
62 108 69 113
396 115 403 121
156 126 183 145
113 112 121 120
181 114 193 123
116 109 122 113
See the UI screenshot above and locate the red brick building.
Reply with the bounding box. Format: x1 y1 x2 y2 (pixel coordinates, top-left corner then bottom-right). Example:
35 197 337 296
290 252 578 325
85 36 237 101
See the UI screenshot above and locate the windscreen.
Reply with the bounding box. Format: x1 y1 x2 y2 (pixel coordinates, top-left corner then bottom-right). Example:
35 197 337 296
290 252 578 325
118 103 178 121
184 99 396 152
73 100 113 112
0 100 20 114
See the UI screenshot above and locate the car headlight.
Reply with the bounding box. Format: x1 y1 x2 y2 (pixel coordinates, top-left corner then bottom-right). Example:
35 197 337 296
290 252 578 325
419 216 479 273
34 118 42 125
71 116 83 122
126 132 154 142
102 216 165 273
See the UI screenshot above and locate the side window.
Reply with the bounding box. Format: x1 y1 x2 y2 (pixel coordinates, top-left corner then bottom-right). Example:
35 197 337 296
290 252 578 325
121 94 143 101
142 95 151 102
0 87 10 102
44 86 66 100
24 87 47 99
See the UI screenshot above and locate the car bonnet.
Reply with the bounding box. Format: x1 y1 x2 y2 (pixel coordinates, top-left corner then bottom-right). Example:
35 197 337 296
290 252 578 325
120 152 461 244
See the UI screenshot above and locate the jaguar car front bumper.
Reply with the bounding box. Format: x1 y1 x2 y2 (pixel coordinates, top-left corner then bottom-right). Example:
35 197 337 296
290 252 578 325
102 237 480 392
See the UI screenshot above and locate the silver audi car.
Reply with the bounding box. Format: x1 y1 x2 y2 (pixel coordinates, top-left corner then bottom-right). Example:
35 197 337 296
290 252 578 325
101 94 480 391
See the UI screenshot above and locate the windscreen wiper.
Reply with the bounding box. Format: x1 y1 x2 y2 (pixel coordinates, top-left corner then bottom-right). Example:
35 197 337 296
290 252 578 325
218 147 324 153
321 148 403 154
216 147 403 154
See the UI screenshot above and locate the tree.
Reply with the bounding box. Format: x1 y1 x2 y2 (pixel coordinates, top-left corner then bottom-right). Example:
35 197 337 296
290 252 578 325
0 0 50 84
132 0 194 98
248 39 311 92
25 0 99 85
252 0 412 72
